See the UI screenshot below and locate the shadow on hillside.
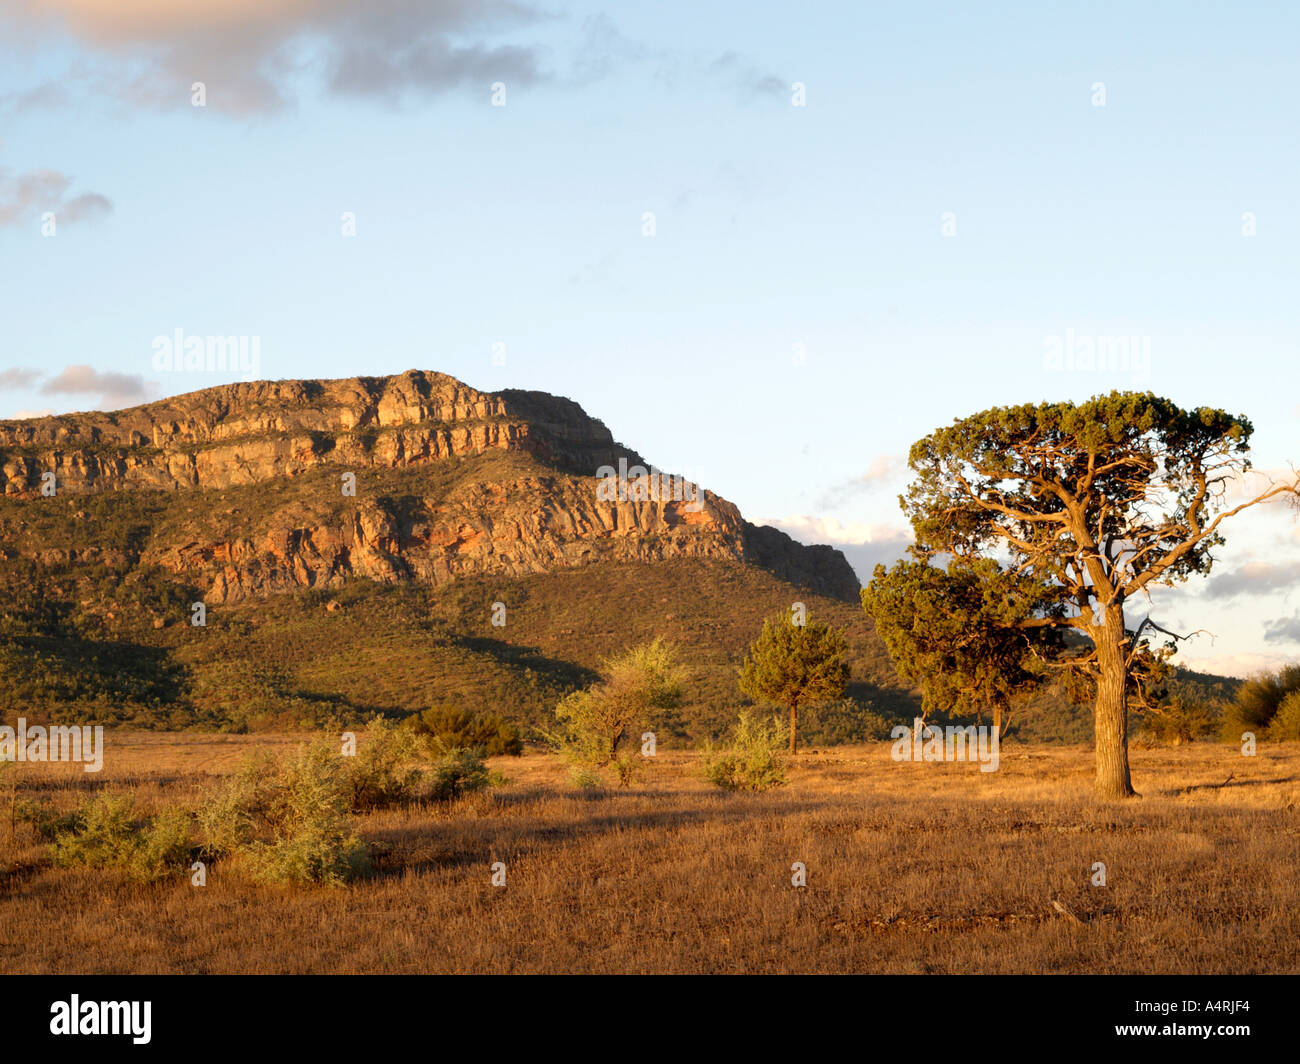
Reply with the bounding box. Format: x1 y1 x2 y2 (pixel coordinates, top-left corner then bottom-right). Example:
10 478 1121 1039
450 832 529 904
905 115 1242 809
0 634 188 726
450 635 601 688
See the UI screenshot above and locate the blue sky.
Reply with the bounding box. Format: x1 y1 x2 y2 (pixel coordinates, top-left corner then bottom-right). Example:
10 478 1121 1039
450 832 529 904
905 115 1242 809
1 0 1297 675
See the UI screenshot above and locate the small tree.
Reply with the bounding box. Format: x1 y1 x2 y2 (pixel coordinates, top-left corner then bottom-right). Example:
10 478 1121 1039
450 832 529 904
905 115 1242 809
738 614 849 754
862 558 1056 736
553 638 684 787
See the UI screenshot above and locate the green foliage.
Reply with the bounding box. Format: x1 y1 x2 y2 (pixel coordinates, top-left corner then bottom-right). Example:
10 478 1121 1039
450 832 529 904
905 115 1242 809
14 794 80 842
49 793 193 882
1137 694 1219 744
801 698 900 745
553 638 684 788
567 765 606 794
1221 665 1300 741
885 391 1297 796
406 705 523 757
862 558 1055 730
1268 690 1300 741
199 742 369 886
427 746 492 802
343 716 425 812
904 392 1254 582
738 614 849 752
701 711 788 792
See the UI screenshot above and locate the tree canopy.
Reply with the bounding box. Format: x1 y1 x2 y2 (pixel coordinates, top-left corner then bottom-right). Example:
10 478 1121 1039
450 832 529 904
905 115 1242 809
738 613 849 753
861 557 1057 734
879 391 1298 798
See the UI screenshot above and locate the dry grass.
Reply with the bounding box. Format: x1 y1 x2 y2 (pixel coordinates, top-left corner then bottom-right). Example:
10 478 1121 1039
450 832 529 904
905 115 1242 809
2 735 1298 974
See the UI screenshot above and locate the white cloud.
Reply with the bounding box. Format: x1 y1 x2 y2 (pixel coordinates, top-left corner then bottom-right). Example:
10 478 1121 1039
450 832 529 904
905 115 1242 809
763 514 913 584
0 166 112 228
39 363 155 410
0 0 550 113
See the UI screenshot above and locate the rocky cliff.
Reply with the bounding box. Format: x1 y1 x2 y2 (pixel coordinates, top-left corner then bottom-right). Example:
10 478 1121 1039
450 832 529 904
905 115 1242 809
0 370 859 604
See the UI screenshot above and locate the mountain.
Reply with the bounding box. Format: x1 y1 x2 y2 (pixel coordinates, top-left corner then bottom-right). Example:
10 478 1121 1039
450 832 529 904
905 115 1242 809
0 370 857 605
0 371 887 734
0 370 1237 739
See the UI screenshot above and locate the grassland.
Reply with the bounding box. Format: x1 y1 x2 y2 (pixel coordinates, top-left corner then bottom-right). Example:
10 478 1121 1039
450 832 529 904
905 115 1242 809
3 735 1297 974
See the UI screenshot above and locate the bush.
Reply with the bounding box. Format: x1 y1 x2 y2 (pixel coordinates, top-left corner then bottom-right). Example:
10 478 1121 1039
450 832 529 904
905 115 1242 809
406 706 523 757
701 711 788 792
1222 665 1300 741
1140 695 1219 744
49 793 193 882
567 765 605 794
428 746 492 802
344 716 425 811
1267 689 1300 741
552 639 683 789
801 698 899 745
199 742 369 886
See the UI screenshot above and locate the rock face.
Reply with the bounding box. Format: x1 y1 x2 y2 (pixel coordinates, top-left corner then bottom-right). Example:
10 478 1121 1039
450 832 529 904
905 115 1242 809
0 372 639 494
0 370 860 604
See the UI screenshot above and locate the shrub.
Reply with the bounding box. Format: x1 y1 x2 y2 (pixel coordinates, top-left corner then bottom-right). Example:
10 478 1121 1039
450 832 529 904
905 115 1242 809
1222 665 1300 741
195 754 267 857
701 711 788 792
428 746 492 802
344 716 425 811
406 706 523 757
801 698 899 745
49 793 193 882
199 742 369 886
1268 690 1300 741
1140 695 1219 744
552 639 683 789
14 795 79 843
568 766 605 794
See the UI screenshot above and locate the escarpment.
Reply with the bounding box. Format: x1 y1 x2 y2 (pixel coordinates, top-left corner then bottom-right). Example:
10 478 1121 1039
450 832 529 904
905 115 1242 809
0 370 859 604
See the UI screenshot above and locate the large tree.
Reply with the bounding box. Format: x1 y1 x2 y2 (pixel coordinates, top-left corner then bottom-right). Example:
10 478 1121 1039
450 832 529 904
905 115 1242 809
738 614 849 753
893 391 1297 799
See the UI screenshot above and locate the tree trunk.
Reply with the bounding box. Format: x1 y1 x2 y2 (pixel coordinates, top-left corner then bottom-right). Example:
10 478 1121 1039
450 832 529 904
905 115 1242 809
788 702 798 755
1093 609 1136 799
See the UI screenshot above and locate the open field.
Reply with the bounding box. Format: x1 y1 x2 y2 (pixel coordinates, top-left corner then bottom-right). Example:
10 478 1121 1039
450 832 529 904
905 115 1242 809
3 735 1299 974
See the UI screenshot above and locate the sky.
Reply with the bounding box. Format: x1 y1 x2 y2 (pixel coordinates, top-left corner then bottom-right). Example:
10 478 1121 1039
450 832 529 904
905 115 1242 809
1 0 1297 677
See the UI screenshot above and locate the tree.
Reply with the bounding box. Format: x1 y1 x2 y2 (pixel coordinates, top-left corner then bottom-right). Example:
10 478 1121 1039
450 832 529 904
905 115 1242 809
553 638 684 787
738 614 849 753
861 557 1058 736
1223 664 1300 741
895 391 1298 798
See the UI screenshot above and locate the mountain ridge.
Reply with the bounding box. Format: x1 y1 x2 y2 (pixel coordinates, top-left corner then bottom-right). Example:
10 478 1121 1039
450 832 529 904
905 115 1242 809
0 369 860 604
